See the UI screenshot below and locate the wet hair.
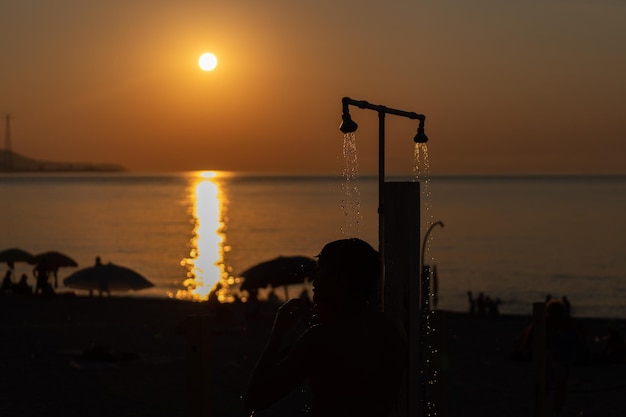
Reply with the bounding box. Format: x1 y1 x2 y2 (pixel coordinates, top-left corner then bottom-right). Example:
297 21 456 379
317 238 380 303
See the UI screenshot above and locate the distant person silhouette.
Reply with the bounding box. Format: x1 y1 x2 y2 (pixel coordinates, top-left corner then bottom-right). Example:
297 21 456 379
51 266 59 289
33 260 50 295
476 292 486 314
89 256 108 297
245 238 406 416
561 295 571 315
467 290 476 314
7 261 15 279
545 298 587 415
1 270 13 293
15 274 33 295
597 321 626 363
485 295 502 315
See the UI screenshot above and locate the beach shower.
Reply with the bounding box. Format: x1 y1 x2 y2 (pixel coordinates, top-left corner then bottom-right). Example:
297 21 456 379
339 97 427 266
339 97 439 417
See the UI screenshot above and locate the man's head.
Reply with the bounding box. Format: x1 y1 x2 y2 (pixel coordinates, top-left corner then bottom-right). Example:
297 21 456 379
312 238 380 307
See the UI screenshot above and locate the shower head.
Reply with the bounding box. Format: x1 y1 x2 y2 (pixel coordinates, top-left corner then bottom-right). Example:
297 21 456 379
339 112 359 134
413 120 428 143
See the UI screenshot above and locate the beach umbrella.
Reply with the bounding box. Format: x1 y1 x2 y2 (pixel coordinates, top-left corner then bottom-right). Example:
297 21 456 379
29 251 78 269
0 248 35 265
240 255 317 298
63 262 154 295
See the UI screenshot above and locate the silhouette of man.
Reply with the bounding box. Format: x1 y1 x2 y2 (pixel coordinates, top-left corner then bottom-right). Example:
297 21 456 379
545 298 587 415
33 260 49 295
476 292 486 314
245 238 406 416
467 290 476 314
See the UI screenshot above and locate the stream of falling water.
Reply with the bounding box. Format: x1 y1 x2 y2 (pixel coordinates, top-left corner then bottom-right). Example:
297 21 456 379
341 132 362 237
414 142 433 246
413 142 439 417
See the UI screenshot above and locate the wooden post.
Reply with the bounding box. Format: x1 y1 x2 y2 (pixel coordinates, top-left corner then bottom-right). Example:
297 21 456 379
532 302 547 417
383 181 420 417
183 314 213 417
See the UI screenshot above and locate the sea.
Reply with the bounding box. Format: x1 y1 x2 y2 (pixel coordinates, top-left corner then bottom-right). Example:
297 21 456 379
1 171 625 319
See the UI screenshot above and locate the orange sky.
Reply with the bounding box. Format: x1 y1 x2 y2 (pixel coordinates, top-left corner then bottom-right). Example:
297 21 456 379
1 1 625 174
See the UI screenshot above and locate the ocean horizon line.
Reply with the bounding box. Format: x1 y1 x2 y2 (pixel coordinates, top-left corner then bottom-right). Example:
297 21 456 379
2 170 625 181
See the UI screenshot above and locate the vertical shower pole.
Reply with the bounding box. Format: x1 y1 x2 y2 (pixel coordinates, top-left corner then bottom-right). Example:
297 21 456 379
377 109 386 310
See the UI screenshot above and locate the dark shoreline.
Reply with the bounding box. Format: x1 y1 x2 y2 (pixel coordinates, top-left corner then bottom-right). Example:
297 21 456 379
0 150 125 172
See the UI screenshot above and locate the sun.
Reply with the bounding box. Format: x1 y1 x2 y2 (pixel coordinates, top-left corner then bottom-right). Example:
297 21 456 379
198 52 218 72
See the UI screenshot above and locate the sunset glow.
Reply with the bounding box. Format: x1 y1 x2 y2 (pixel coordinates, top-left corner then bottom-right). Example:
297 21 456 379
1 2 625 174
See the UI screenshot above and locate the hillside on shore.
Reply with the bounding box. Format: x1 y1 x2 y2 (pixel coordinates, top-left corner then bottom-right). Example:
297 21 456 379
0 150 125 172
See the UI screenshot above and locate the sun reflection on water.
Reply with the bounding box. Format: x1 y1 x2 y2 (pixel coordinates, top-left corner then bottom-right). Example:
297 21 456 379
174 171 237 302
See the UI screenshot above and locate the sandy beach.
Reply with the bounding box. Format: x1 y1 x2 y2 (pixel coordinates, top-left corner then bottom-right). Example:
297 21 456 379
1 294 624 417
